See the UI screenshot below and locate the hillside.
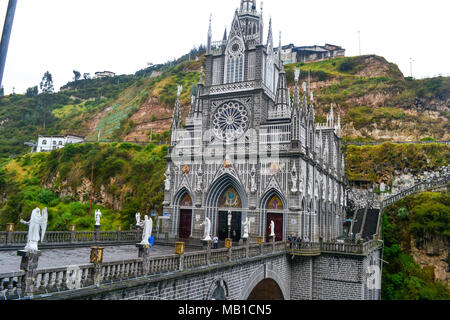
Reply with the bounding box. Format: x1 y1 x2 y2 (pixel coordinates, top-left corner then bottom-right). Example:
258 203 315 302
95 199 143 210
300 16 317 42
0 53 449 159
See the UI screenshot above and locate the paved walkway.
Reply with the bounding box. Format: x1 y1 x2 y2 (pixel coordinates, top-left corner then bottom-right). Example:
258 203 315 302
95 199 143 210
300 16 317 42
0 244 188 274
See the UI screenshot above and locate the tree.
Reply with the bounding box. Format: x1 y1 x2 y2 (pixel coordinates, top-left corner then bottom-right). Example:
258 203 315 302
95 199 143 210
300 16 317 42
83 73 91 80
38 71 54 129
25 86 38 97
39 71 54 94
73 70 81 82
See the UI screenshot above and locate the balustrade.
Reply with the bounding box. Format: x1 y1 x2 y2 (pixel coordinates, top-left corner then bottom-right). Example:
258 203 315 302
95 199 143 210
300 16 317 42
210 248 229 264
0 238 382 299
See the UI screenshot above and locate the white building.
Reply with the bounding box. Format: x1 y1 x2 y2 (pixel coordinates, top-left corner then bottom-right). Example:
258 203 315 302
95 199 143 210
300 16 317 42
94 71 115 79
36 135 85 153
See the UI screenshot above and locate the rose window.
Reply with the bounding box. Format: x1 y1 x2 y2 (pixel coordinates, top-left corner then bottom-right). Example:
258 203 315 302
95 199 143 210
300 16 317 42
213 101 249 142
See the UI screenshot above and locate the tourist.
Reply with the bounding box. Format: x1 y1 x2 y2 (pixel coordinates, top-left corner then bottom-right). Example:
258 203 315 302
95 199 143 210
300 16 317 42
212 236 219 249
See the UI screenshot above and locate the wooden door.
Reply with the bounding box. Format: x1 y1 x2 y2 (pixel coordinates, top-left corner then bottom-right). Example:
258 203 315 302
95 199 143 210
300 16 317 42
179 209 192 239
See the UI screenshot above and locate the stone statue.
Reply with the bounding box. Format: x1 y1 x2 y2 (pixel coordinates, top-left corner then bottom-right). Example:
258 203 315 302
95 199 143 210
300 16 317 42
200 217 212 241
140 215 153 246
250 165 257 194
20 207 48 252
196 166 203 193
135 212 141 226
270 220 275 237
164 168 171 192
242 217 251 239
291 163 298 193
94 210 102 226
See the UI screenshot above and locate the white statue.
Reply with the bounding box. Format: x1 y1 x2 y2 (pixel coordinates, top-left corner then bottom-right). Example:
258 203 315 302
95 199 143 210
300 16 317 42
270 220 275 237
242 217 251 239
140 215 153 246
135 212 141 226
200 217 212 241
291 163 298 193
164 168 171 192
250 165 257 193
94 210 102 226
20 207 48 252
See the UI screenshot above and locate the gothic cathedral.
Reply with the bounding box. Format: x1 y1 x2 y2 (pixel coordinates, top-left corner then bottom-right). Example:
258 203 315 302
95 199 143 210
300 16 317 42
162 0 346 244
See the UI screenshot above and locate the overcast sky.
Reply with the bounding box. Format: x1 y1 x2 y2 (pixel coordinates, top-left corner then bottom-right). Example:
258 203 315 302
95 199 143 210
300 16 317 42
0 0 449 94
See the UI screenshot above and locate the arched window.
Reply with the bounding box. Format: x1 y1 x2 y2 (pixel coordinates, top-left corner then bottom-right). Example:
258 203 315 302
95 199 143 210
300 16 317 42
59 141 63 146
42 140 47 145
225 38 245 84
53 141 57 145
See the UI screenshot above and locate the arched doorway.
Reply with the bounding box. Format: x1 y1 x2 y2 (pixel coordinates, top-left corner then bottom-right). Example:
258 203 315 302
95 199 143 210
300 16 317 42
265 194 284 242
247 279 284 300
217 187 242 242
179 194 193 239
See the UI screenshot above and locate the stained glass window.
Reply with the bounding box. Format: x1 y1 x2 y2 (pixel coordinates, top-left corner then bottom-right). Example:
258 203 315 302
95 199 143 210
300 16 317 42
267 195 283 210
180 194 192 207
219 187 242 208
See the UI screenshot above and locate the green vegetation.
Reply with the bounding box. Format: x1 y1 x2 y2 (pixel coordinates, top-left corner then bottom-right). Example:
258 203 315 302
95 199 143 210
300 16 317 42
382 191 450 300
0 143 168 231
345 143 450 184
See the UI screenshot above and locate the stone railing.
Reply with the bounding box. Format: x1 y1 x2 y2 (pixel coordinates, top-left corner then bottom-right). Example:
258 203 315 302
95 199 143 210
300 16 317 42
0 241 286 300
0 239 383 299
287 239 382 256
0 230 141 248
382 178 449 208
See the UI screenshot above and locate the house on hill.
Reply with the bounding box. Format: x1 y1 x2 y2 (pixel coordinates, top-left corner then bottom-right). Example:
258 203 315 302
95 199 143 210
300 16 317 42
94 71 115 79
36 135 85 153
276 43 346 64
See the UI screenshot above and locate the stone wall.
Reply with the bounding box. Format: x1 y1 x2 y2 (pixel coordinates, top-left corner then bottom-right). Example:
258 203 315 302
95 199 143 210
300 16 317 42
45 249 381 301
76 254 291 301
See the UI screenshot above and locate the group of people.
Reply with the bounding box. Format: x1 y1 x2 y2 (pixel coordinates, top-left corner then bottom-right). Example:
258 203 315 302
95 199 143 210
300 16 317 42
287 234 311 249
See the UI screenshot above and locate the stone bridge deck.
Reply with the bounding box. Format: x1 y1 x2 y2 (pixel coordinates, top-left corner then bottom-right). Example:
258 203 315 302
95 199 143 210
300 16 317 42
0 240 382 300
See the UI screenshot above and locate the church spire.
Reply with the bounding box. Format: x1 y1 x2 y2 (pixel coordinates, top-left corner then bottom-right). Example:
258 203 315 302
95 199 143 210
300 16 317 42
294 68 300 110
170 85 183 146
267 17 273 47
206 15 212 55
223 27 227 41
278 31 282 67
271 64 291 119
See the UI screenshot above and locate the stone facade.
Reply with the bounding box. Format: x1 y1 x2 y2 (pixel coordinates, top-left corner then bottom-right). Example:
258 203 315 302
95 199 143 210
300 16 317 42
162 0 347 245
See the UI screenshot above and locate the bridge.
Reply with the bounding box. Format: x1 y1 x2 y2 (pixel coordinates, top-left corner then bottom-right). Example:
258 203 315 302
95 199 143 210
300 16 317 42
381 177 449 209
0 235 382 301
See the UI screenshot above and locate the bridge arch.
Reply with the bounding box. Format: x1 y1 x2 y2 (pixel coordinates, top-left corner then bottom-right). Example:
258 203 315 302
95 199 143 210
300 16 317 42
239 265 289 300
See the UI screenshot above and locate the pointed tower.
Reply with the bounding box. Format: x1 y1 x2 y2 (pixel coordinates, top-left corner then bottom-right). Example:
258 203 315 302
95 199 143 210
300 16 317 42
170 85 183 146
269 63 291 120
206 15 212 55
291 68 301 148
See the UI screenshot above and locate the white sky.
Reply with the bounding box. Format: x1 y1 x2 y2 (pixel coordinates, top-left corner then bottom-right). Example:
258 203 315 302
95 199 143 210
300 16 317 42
1 0 449 95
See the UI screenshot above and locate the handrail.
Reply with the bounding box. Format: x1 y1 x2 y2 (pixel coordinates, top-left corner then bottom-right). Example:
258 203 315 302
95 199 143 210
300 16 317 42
0 239 382 299
0 230 141 247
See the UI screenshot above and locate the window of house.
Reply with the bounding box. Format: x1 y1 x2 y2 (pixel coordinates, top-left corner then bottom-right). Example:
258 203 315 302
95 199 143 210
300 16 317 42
42 140 47 145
